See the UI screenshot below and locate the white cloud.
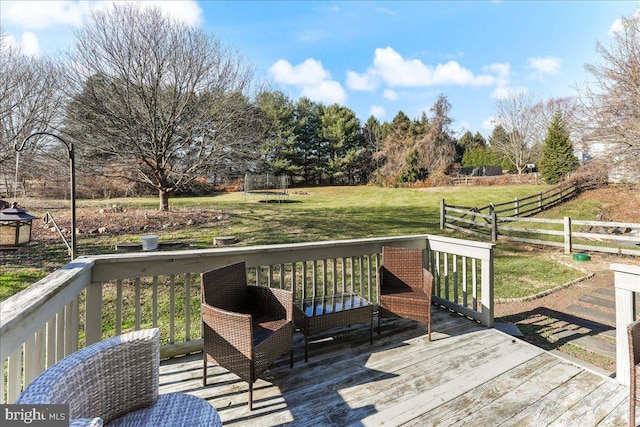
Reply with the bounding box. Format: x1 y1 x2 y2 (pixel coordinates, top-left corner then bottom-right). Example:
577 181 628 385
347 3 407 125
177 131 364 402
270 59 331 85
610 8 640 34
349 47 497 89
383 89 399 101
301 80 346 105
483 116 497 132
346 70 378 91
527 56 561 79
270 58 346 105
1 0 89 29
20 32 41 56
370 105 386 118
0 0 203 30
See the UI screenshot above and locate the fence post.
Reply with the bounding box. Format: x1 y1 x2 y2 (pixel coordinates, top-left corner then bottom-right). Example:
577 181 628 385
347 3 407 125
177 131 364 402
564 216 572 254
440 199 445 230
491 209 498 242
514 198 520 216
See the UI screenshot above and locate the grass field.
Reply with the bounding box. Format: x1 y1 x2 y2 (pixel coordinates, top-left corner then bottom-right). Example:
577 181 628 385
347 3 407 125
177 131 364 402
1 184 590 301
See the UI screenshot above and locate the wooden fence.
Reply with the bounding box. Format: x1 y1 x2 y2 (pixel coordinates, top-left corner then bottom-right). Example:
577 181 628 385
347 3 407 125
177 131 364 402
441 183 640 256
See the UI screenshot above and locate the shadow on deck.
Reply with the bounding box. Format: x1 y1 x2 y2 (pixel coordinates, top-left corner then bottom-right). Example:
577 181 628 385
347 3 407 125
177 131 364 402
159 306 630 426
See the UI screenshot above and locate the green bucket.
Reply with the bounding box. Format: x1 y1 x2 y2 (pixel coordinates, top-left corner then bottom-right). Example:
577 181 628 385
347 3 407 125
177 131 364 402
573 253 591 262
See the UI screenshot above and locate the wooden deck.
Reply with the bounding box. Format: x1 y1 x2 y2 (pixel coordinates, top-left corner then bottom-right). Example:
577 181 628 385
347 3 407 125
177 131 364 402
159 306 631 426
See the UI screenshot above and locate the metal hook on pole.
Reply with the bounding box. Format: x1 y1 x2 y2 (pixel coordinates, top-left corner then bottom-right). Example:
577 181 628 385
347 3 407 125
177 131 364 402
15 132 77 260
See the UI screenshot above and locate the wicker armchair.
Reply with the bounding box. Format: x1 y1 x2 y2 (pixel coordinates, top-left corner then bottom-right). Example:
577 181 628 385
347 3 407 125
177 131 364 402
378 246 434 340
16 328 221 427
629 320 640 426
201 261 294 410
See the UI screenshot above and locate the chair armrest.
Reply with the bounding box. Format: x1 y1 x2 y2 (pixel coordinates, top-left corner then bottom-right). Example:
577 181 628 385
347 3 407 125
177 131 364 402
422 268 434 296
202 303 252 356
248 286 293 321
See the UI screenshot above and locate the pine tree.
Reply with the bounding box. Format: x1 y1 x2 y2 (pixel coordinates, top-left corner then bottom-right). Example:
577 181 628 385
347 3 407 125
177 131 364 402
538 111 579 184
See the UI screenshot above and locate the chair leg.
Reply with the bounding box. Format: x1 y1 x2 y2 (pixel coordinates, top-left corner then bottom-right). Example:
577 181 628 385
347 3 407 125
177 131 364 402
377 313 381 335
248 381 253 411
428 319 432 342
631 391 636 427
290 349 294 368
202 358 207 386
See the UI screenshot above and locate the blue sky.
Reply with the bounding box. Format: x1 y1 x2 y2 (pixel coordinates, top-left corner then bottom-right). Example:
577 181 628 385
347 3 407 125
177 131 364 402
2 0 639 137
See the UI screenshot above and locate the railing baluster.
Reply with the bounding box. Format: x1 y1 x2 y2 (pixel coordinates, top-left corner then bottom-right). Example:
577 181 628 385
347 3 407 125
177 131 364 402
46 316 56 368
435 252 441 297
472 258 478 312
169 275 176 344
24 333 37 385
135 278 141 331
453 254 458 304
268 265 274 287
367 255 373 301
359 256 364 296
350 257 356 293
1 359 4 403
323 259 328 296
291 262 297 299
71 297 79 352
152 276 159 327
444 253 449 301
185 273 191 342
116 280 123 335
64 301 73 356
302 261 308 300
341 258 347 293
280 264 285 289
331 258 338 295
56 310 64 362
462 256 468 308
7 347 22 403
312 261 318 298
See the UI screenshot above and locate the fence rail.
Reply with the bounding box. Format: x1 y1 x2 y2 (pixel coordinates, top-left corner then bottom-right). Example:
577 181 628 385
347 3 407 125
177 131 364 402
441 194 640 256
1 234 494 403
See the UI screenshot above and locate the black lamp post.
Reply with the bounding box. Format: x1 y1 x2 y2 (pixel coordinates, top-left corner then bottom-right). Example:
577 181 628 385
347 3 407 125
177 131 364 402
0 202 38 247
15 132 77 260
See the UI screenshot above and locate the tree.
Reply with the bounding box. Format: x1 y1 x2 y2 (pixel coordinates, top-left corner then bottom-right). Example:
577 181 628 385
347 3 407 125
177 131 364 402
538 111 579 184
455 130 486 163
492 91 540 174
318 104 363 184
0 34 64 184
293 97 323 184
255 90 300 177
582 10 640 173
373 96 456 186
63 3 257 210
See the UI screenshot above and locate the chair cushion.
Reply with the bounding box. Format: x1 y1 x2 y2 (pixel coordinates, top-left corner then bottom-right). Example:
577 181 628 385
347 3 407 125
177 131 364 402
253 316 289 346
106 393 221 427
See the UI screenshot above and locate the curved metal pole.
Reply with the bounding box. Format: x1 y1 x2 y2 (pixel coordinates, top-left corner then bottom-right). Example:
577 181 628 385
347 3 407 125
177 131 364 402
16 132 77 260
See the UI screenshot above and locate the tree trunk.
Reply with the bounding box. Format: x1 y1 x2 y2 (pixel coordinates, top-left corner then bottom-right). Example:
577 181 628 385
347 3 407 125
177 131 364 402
159 189 169 211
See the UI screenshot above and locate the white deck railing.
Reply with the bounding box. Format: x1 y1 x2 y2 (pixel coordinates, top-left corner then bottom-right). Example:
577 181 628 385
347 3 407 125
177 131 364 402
0 234 494 403
613 263 640 387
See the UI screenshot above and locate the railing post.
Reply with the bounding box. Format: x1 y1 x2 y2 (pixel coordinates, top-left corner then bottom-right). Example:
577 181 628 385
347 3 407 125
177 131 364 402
440 199 445 230
490 204 497 243
613 264 640 386
564 217 572 254
85 282 103 345
481 246 494 328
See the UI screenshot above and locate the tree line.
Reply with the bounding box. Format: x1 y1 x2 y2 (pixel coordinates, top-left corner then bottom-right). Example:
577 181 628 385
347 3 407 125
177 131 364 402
1 4 638 210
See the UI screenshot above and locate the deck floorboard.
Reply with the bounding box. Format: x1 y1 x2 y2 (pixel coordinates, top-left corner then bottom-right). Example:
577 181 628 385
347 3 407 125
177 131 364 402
159 306 630 426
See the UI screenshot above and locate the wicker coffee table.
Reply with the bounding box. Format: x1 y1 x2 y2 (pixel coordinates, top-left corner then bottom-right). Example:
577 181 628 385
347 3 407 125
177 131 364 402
294 292 374 362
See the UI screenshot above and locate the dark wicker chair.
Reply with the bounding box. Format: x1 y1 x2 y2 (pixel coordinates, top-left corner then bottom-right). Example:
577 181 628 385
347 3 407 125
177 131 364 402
629 320 640 426
201 261 294 410
378 246 434 340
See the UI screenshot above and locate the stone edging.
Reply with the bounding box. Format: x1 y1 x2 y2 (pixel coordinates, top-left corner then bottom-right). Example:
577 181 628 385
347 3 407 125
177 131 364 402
495 272 595 304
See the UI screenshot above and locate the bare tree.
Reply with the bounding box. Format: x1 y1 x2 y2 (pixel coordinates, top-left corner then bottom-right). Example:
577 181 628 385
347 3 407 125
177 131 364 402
0 33 64 191
580 10 640 174
491 91 540 174
63 4 259 210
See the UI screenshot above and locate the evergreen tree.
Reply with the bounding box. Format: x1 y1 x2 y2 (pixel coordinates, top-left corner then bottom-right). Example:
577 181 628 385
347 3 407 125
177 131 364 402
538 111 579 184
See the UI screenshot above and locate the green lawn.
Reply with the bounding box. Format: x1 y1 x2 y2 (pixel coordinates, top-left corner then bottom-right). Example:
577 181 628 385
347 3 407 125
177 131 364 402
1 184 588 301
